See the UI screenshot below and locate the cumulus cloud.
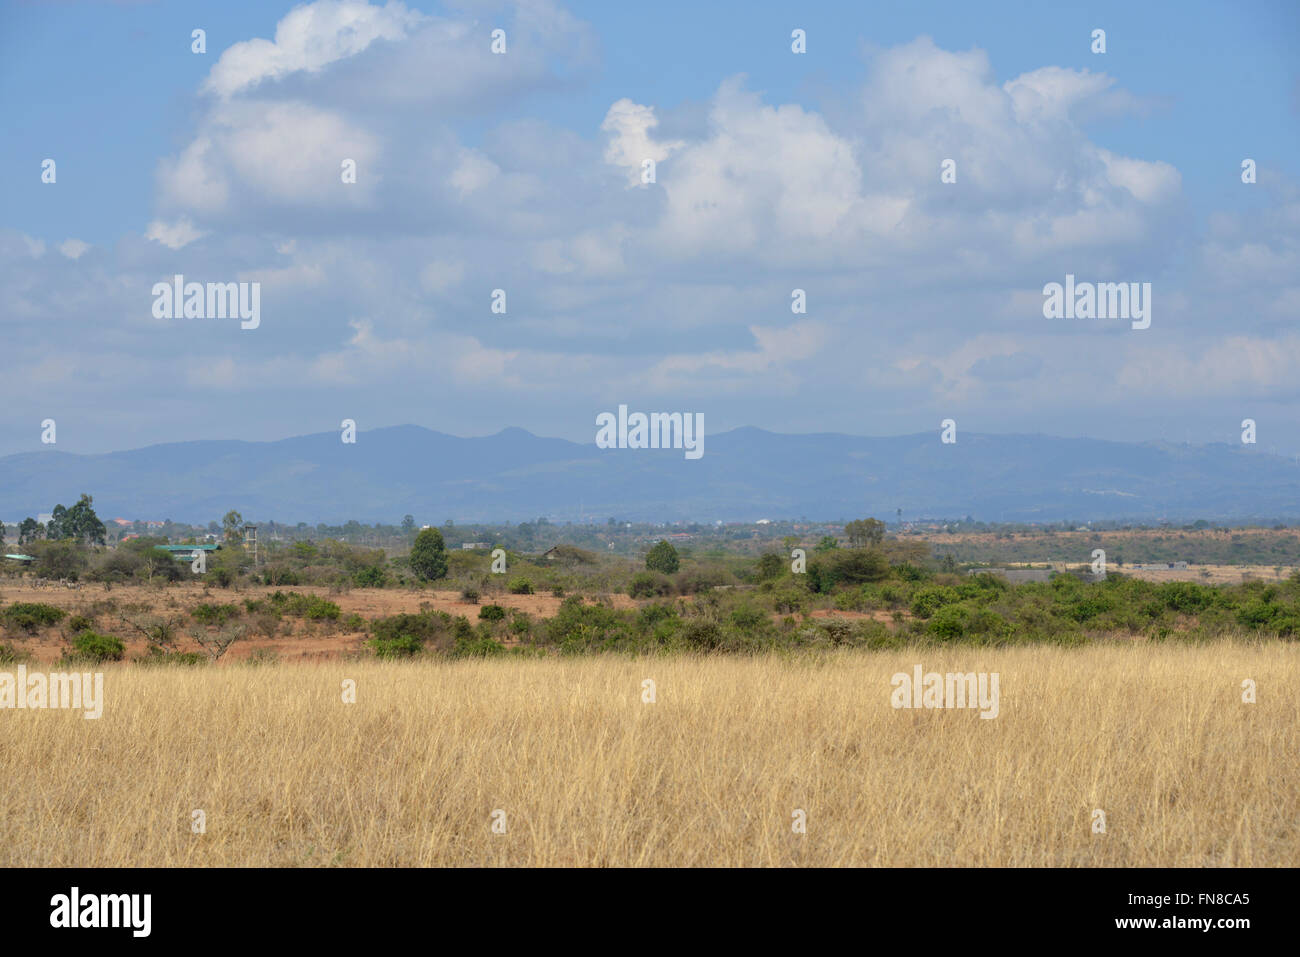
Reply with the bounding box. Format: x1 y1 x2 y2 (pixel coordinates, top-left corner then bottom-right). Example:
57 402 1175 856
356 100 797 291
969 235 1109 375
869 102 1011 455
6 4 1295 456
145 218 207 249
203 0 423 98
601 98 683 187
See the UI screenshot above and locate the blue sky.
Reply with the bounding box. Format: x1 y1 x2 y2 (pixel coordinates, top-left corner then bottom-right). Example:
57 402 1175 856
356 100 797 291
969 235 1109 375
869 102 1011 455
2 0 1298 458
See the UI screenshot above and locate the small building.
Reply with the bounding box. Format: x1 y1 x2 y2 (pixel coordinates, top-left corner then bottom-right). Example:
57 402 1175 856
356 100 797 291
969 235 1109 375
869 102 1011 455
461 542 491 550
4 554 36 565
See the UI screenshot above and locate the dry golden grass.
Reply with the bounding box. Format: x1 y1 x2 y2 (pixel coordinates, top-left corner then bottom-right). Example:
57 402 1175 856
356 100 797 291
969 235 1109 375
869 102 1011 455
2 641 1296 866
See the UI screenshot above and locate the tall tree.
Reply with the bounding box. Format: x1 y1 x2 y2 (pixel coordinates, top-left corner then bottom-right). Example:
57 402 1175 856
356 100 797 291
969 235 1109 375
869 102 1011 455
645 540 680 574
845 518 886 548
64 493 106 545
222 510 245 545
408 527 448 581
18 517 41 545
46 504 68 540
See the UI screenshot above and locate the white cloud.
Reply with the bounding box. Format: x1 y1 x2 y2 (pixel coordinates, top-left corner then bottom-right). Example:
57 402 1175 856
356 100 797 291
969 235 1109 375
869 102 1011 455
58 239 90 260
204 0 423 98
145 218 207 250
601 99 683 188
449 150 500 197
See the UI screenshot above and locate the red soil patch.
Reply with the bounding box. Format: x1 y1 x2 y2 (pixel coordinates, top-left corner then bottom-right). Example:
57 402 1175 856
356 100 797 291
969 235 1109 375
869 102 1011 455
0 581 634 664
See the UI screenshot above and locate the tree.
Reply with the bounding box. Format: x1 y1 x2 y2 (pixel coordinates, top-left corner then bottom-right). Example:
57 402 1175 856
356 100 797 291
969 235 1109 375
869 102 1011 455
222 510 244 545
46 504 68 540
18 518 42 545
401 515 415 534
815 535 839 553
64 493 106 545
756 553 784 580
845 518 886 548
408 527 448 581
645 540 680 574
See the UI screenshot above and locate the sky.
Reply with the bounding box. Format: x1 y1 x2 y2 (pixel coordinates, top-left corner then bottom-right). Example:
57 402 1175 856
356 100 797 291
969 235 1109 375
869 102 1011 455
1 0 1298 458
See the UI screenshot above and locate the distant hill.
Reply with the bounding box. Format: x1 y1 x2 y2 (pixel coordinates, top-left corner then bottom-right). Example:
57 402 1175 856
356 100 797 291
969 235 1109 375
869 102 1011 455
0 425 1296 524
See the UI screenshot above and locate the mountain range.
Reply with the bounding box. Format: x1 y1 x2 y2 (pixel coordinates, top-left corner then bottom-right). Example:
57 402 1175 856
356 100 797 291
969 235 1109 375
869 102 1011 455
1 426 1296 525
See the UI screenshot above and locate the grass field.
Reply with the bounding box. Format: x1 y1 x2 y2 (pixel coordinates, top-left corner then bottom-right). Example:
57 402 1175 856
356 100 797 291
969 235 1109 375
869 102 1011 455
2 640 1295 866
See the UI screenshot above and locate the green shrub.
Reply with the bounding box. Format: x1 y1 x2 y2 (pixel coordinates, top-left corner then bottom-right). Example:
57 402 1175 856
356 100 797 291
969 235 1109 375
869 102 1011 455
70 630 125 662
3 603 66 633
370 633 424 659
353 566 388 588
910 586 960 620
136 646 206 667
507 578 534 595
681 619 723 650
451 634 507 658
729 604 768 630
460 587 480 604
192 602 240 626
66 614 93 634
268 592 341 620
629 571 673 598
755 553 785 581
479 604 507 621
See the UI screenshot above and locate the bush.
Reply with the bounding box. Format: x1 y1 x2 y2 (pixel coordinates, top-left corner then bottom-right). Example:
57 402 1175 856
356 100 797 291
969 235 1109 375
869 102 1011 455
136 646 206 667
370 633 424 659
629 571 673 598
451 634 507 658
260 565 301 586
910 586 960 620
771 585 808 614
479 604 507 622
755 553 785 581
673 565 734 595
353 566 388 588
268 592 341 620
66 614 93 634
681 619 723 650
192 602 240 626
808 549 890 593
248 610 282 640
3 603 66 633
507 577 534 595
70 630 125 662
460 587 480 604
729 604 768 630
